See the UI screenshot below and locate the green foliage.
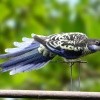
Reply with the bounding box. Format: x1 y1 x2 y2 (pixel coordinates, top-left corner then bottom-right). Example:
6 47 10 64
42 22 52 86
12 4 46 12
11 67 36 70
0 0 100 93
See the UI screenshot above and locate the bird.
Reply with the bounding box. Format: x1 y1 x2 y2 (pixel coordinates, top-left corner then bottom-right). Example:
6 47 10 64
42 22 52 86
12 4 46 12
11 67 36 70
0 32 100 75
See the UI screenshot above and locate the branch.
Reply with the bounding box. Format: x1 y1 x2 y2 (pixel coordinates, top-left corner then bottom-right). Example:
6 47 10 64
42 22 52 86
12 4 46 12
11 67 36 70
0 90 100 99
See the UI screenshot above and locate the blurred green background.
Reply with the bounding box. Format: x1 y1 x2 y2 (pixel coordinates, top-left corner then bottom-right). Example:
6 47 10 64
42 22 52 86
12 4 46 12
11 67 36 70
0 0 100 95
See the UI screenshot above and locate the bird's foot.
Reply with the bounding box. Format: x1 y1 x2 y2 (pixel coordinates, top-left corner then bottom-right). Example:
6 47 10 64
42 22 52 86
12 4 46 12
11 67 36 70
50 59 87 65
64 59 87 64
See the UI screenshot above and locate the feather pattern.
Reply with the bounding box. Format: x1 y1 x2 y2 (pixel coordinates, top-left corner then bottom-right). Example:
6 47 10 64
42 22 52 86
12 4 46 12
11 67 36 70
34 32 88 59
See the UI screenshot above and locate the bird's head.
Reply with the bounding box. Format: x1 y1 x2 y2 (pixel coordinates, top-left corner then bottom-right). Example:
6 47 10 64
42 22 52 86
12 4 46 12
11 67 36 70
87 39 100 52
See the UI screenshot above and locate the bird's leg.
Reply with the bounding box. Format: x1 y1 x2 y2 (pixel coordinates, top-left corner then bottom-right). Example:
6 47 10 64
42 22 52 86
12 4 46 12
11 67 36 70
69 59 81 91
52 58 87 91
78 62 81 91
64 59 74 91
64 59 86 91
75 59 86 91
69 62 74 91
75 59 81 91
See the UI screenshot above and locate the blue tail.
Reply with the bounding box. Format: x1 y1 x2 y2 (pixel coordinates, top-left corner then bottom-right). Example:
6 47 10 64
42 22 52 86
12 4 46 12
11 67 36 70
0 42 53 75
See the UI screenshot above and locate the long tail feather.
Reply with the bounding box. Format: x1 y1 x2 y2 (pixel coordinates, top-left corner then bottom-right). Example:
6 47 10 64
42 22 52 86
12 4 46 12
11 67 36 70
0 42 39 58
0 35 54 75
2 50 48 72
10 62 47 75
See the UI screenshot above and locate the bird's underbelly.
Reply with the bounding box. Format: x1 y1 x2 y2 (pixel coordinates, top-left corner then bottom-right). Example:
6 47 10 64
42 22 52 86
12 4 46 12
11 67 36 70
61 50 83 59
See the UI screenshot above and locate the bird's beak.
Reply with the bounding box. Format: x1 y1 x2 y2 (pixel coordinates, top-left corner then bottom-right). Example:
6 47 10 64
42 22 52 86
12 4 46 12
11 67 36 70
88 45 100 51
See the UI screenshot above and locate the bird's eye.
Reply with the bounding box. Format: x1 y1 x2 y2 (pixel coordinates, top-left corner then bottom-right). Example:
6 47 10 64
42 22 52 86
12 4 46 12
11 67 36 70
95 41 100 45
